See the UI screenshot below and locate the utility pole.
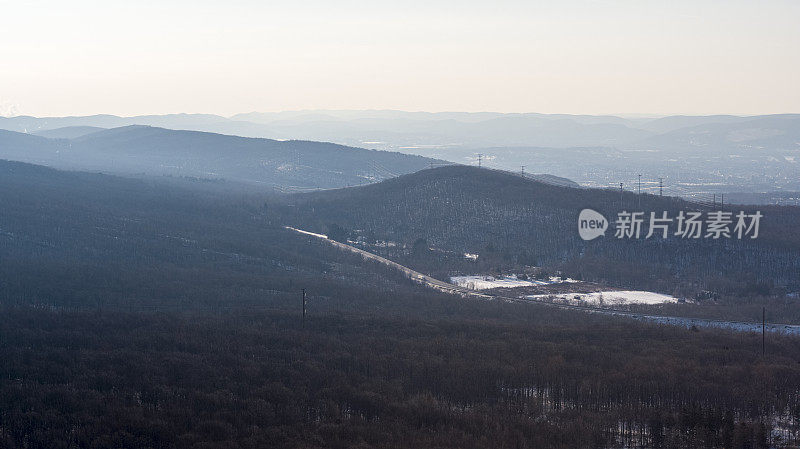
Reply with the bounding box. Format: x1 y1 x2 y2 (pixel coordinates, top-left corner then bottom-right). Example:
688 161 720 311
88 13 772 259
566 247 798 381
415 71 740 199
620 182 624 207
301 288 306 328
762 307 766 356
713 193 716 209
659 177 663 196
720 194 724 211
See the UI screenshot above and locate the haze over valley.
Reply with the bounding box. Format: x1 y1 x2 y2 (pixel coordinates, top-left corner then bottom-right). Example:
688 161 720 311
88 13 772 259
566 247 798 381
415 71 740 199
3 111 798 202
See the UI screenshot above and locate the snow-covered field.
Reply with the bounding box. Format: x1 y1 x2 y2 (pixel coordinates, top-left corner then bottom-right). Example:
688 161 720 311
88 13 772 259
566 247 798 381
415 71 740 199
450 275 577 290
527 290 678 306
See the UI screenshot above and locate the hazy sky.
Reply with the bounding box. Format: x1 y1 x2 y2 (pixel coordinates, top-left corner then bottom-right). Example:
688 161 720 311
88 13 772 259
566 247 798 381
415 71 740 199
1 0 798 117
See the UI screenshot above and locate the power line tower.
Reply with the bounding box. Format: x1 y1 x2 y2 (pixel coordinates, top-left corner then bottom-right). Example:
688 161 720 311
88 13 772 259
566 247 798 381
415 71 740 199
477 153 483 168
619 182 624 207
521 165 525 177
659 177 663 196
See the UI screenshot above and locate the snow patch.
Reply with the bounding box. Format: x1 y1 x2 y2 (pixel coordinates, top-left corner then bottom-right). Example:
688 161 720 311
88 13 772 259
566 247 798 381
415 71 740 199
451 275 577 290
527 290 678 306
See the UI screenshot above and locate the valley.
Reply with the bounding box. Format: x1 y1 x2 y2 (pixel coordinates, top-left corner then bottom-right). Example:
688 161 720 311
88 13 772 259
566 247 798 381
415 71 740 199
287 225 800 335
4 1 799 446
1 119 799 449
3 112 800 202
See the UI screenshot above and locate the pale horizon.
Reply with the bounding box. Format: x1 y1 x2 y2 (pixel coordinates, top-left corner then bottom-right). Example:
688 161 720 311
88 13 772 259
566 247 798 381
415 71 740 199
2 0 799 118
4 109 800 120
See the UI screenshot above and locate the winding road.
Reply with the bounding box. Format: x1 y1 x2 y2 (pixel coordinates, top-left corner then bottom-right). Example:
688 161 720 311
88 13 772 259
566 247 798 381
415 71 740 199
286 226 800 336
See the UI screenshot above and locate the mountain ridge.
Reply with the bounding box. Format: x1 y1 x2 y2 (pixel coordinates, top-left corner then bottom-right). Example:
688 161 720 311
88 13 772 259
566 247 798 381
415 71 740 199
0 125 443 190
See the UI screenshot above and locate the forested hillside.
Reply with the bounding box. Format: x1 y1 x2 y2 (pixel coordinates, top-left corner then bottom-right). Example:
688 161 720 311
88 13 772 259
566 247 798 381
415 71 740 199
0 159 428 311
283 166 800 295
1 161 800 448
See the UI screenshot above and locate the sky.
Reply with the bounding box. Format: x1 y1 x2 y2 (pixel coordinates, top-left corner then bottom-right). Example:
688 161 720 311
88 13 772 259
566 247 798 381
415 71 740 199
1 0 798 117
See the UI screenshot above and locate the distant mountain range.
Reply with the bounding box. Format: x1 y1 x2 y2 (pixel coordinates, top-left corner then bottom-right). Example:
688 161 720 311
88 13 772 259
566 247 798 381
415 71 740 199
635 115 800 153
0 125 441 191
1 111 798 197
3 111 798 151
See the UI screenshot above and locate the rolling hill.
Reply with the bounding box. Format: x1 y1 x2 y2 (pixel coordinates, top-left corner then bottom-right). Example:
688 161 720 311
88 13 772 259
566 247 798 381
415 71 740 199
281 165 800 293
0 126 442 190
0 159 440 311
